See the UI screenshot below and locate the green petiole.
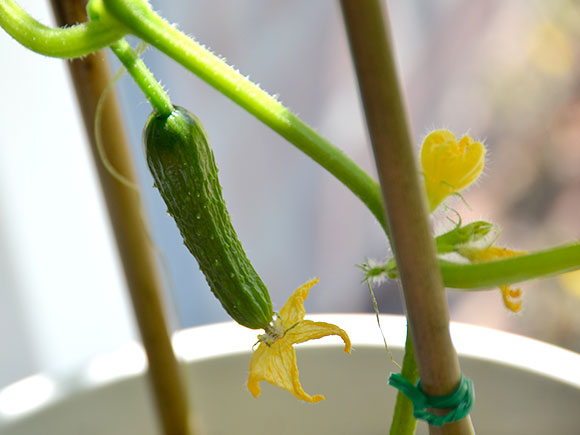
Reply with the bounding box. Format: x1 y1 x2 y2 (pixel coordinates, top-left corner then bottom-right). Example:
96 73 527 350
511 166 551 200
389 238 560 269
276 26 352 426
108 38 173 117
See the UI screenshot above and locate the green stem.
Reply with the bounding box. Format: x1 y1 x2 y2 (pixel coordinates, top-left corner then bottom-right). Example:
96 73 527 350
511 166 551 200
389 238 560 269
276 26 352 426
0 0 126 58
109 38 173 117
1 0 386 232
390 330 419 435
441 242 580 289
98 0 388 234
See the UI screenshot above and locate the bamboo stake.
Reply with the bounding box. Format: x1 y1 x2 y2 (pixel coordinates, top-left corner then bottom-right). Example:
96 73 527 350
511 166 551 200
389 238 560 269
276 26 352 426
339 2 475 434
49 1 192 434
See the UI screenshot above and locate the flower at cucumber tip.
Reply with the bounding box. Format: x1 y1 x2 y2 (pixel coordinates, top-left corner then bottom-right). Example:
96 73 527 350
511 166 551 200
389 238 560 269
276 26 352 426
248 278 351 403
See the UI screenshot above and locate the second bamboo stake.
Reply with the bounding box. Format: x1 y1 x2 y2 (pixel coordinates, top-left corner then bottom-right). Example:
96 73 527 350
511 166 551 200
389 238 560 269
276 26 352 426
340 1 475 434
50 1 192 434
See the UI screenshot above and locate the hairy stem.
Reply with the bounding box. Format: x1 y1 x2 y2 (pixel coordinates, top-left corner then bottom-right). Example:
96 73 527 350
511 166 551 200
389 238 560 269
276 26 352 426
99 0 388 233
109 38 173 117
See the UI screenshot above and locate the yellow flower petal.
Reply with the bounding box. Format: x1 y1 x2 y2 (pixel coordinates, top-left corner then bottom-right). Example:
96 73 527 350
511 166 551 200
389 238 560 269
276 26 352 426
285 320 351 349
462 246 523 262
421 129 486 211
248 335 324 403
279 277 318 327
248 279 351 403
460 246 526 313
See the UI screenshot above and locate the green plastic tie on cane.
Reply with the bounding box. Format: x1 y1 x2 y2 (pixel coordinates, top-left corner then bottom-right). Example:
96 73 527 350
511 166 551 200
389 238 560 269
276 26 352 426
388 373 474 427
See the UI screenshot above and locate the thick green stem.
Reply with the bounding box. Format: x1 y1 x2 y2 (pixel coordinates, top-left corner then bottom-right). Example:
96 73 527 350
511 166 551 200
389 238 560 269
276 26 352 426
98 0 388 233
0 0 126 57
109 38 173 117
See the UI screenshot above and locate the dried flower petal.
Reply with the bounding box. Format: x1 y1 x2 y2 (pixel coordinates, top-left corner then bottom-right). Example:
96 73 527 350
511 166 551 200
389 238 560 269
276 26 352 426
248 278 351 402
460 246 526 312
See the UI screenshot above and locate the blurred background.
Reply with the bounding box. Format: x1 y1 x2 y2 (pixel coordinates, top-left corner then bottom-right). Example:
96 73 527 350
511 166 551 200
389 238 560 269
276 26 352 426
1 0 580 391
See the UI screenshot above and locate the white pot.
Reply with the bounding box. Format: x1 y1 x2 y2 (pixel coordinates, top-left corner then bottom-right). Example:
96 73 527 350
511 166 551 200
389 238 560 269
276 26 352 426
1 315 579 434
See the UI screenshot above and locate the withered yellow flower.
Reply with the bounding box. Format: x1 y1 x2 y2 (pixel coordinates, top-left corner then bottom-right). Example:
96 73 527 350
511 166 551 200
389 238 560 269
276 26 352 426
460 246 527 312
421 129 486 211
248 278 351 403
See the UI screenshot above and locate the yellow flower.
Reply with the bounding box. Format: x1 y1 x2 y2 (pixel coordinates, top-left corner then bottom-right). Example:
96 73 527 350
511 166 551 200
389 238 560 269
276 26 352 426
248 278 351 403
421 129 486 211
460 246 527 312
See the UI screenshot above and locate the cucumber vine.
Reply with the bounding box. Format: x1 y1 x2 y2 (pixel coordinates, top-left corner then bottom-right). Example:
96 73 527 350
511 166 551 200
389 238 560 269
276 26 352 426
2 1 579 433
2 0 577 290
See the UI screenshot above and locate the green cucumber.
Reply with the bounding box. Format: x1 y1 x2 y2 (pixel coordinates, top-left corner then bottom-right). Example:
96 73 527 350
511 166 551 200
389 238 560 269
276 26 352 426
144 106 274 330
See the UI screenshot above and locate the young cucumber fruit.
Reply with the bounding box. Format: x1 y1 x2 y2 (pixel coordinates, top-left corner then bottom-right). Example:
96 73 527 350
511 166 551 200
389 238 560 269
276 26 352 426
144 106 273 330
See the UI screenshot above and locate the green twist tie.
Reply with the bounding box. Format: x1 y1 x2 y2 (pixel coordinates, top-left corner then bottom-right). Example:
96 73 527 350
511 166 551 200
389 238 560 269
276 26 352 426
388 373 474 427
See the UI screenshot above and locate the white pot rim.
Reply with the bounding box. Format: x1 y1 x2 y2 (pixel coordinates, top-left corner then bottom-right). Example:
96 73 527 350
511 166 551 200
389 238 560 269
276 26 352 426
1 314 579 422
174 313 580 388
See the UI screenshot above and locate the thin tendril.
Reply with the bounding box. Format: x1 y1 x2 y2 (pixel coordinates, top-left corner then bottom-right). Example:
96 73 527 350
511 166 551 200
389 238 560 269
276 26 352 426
94 41 149 190
94 41 180 329
367 281 401 369
442 205 462 228
450 191 472 210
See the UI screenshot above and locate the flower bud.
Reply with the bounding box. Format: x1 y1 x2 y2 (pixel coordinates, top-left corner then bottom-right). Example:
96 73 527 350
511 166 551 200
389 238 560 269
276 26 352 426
421 129 486 211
